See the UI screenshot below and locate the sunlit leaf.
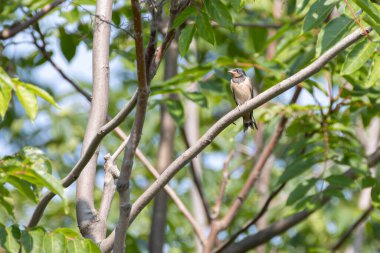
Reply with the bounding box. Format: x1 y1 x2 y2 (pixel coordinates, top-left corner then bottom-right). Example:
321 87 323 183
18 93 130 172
353 0 380 23
341 39 376 75
15 82 38 121
316 15 354 56
303 0 338 32
179 24 195 56
182 91 208 108
43 233 66 253
366 54 380 87
21 227 45 253
172 6 197 29
196 12 215 45
204 0 233 30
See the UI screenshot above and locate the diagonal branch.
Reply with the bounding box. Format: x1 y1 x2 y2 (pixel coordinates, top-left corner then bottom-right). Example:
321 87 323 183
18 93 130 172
0 0 65 40
127 28 371 228
215 183 286 253
220 145 380 253
331 205 374 251
100 26 372 251
27 91 138 228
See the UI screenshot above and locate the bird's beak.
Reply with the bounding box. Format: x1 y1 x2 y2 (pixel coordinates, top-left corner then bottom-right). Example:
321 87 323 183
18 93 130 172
228 70 234 74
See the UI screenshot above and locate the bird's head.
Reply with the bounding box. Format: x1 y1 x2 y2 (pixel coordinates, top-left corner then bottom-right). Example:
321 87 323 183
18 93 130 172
228 68 246 78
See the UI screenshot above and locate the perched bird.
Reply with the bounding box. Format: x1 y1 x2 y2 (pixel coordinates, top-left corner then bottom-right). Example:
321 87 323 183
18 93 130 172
228 68 258 131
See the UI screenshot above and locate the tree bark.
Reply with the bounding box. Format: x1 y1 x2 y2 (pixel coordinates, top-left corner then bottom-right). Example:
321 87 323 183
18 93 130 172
148 38 178 253
76 0 112 242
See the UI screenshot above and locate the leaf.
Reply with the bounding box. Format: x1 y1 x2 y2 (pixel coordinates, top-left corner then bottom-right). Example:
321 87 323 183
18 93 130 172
21 228 45 253
361 176 377 188
15 82 38 121
248 27 268 53
371 184 380 206
0 66 15 89
287 179 316 206
366 54 380 88
165 99 184 126
2 225 21 253
182 91 208 108
341 39 376 75
363 14 380 37
59 28 77 62
204 0 233 30
277 150 323 184
7 175 38 203
0 78 12 119
172 6 196 29
196 12 215 45
85 239 102 253
67 239 87 252
325 174 353 188
353 0 380 23
43 233 66 253
316 15 354 56
179 24 195 57
22 83 59 108
303 0 338 32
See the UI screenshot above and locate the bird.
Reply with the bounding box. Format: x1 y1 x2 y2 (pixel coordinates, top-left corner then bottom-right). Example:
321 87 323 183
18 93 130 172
228 68 258 132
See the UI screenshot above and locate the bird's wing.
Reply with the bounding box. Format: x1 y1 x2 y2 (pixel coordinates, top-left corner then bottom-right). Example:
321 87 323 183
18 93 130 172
230 81 238 105
248 78 254 99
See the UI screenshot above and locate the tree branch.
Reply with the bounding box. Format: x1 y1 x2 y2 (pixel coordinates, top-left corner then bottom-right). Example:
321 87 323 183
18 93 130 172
128 25 371 227
0 0 65 40
113 0 149 251
75 0 113 242
215 183 286 253
220 143 380 253
100 26 372 253
27 91 138 228
331 205 374 251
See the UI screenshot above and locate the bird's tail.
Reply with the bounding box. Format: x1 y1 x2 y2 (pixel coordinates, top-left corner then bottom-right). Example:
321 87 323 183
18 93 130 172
243 112 258 132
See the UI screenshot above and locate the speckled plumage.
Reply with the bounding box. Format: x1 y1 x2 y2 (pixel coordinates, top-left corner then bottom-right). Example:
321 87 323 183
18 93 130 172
228 68 258 131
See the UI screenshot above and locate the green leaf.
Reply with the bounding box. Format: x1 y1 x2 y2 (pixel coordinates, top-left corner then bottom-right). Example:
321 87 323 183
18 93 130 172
2 225 21 253
0 185 15 218
7 175 38 203
204 0 233 30
287 179 316 206
67 239 87 252
248 27 268 53
277 149 324 184
341 39 376 75
21 228 45 253
165 99 184 126
0 66 15 89
363 14 380 37
179 24 195 57
316 15 354 56
43 233 66 253
361 176 377 188
172 6 196 29
85 239 102 253
15 82 38 121
366 54 380 87
182 91 208 108
371 184 380 206
59 28 77 62
196 12 215 45
353 0 380 23
303 0 338 32
0 78 12 119
325 174 353 188
22 83 59 108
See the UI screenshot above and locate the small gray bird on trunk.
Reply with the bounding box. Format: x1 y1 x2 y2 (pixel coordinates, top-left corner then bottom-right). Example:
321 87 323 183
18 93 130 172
228 68 258 131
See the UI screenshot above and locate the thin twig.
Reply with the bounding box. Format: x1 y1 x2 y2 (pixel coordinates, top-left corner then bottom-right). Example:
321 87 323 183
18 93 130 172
0 0 65 40
331 205 373 251
99 26 373 253
215 183 286 253
180 127 212 224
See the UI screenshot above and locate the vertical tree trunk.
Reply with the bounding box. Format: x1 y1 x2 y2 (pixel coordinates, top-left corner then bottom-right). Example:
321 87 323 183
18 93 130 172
148 39 178 253
185 83 207 253
353 118 379 252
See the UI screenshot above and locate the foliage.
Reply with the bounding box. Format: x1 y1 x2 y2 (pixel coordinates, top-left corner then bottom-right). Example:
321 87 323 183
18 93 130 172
0 0 380 252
